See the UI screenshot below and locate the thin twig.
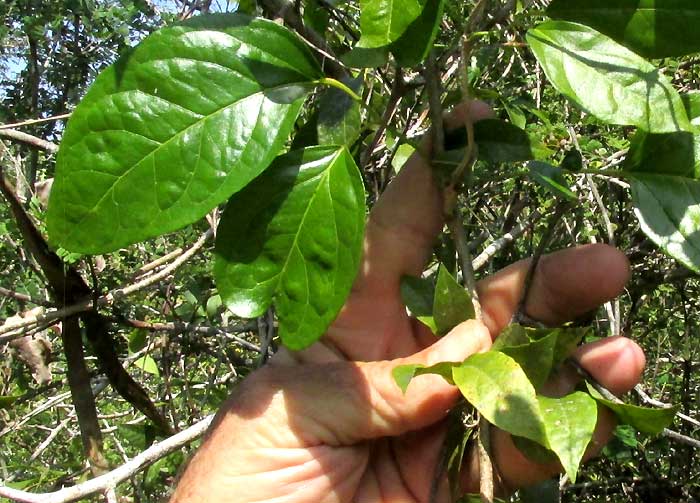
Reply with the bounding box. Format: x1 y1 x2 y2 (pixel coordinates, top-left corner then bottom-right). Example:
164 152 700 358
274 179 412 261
0 287 52 307
568 126 620 335
472 210 543 271
513 202 568 324
0 229 213 341
477 416 494 502
0 113 71 130
634 385 700 428
0 416 213 503
0 129 58 153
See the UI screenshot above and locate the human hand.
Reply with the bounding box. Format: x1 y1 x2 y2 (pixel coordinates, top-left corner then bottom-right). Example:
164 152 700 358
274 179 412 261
171 101 645 502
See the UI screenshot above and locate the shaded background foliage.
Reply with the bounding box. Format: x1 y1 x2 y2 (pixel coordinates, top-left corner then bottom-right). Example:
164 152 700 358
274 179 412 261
0 0 698 501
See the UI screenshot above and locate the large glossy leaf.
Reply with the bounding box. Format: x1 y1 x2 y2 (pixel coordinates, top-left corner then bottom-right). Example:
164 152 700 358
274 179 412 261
434 265 475 336
317 76 362 146
47 14 322 253
586 383 679 435
626 92 700 271
444 119 548 163
215 146 365 350
629 174 700 272
527 21 691 133
452 352 548 445
547 0 700 59
357 0 426 49
390 0 445 67
538 393 597 483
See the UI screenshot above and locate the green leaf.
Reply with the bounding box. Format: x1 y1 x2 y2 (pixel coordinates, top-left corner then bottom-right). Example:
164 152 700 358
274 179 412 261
586 382 679 435
317 76 362 146
512 435 559 465
47 14 322 253
341 46 390 69
392 361 456 393
443 119 545 163
492 325 587 389
528 161 578 201
502 100 527 129
433 265 474 336
538 392 598 483
134 355 160 376
390 0 445 67
452 352 548 445
128 329 148 353
629 174 700 272
206 295 223 319
492 323 530 351
498 331 558 390
527 21 691 133
357 0 426 49
625 92 700 178
392 143 416 173
215 146 365 350
547 0 700 59
400 275 438 334
561 149 583 172
0 395 19 409
303 0 329 35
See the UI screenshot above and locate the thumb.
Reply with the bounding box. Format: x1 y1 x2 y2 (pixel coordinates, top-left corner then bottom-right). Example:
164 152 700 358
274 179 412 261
356 319 491 440
239 319 491 447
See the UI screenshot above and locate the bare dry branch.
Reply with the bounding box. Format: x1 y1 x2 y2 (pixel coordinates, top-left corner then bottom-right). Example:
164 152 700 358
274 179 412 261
0 113 71 130
0 129 58 153
0 415 213 503
0 229 214 342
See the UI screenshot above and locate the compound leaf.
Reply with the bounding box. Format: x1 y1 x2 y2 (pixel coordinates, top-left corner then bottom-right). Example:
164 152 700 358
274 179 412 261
215 146 365 350
547 0 700 59
527 21 691 133
47 14 322 253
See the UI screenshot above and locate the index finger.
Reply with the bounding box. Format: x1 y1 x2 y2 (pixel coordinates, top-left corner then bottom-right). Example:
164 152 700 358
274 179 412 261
352 101 495 297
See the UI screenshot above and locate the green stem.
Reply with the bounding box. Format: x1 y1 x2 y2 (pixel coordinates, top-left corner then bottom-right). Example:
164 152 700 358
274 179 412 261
317 77 362 101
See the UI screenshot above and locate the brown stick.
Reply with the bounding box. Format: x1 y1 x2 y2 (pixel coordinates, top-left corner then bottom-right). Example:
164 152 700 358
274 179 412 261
0 129 58 153
61 315 109 476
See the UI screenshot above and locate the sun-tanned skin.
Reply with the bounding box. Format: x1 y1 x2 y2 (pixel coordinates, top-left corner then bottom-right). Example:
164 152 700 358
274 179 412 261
170 101 646 502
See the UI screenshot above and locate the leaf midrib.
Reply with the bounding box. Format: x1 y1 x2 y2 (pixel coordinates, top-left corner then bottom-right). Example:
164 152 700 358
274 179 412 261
272 150 344 313
61 81 310 242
